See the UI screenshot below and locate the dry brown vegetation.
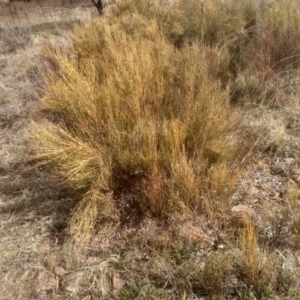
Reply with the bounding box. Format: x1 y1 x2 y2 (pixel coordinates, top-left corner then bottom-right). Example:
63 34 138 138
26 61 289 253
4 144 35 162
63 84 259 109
34 15 248 238
1 0 300 299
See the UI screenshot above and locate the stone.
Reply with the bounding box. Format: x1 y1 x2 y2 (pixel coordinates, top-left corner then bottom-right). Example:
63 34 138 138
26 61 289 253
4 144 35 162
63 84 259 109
36 274 57 292
230 204 258 227
113 273 126 291
53 265 68 277
64 271 84 293
284 157 295 164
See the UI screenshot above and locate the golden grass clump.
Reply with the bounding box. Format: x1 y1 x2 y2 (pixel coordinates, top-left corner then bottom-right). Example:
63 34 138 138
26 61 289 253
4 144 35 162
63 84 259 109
33 2 248 237
237 224 277 298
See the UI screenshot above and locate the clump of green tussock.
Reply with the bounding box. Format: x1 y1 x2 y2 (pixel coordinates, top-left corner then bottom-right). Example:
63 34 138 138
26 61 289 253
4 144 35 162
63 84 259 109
198 252 233 298
33 4 248 237
261 0 300 71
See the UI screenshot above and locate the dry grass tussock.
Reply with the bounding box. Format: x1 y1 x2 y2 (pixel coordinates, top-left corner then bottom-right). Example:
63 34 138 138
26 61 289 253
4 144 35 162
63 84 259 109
33 12 249 237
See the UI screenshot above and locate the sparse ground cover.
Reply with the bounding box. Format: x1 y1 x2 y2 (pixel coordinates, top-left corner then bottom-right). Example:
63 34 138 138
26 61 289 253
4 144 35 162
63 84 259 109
1 0 300 299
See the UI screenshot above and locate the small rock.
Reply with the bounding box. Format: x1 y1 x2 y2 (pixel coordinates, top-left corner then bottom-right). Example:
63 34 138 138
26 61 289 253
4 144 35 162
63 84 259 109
53 265 68 277
272 192 281 200
230 204 259 227
284 157 295 164
64 271 84 293
36 274 57 292
113 273 126 291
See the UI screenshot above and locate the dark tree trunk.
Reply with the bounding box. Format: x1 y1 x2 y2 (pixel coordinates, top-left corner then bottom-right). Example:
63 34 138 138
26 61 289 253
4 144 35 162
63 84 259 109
91 0 103 15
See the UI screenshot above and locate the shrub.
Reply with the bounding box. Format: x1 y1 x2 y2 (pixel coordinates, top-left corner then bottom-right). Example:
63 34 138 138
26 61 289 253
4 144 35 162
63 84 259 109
33 2 251 237
229 0 300 106
199 252 233 298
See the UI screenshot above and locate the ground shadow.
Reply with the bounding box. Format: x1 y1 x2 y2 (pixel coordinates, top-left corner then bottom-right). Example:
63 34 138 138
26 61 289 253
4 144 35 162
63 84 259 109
0 158 78 243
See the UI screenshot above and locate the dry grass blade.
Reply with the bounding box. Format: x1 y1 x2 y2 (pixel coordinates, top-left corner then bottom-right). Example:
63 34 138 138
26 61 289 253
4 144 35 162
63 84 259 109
69 188 116 238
